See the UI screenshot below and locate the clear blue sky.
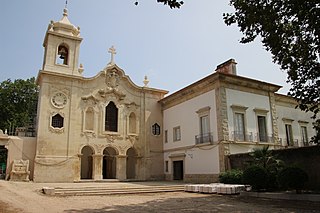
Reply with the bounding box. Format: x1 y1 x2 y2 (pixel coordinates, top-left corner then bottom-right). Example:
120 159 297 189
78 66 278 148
0 0 290 94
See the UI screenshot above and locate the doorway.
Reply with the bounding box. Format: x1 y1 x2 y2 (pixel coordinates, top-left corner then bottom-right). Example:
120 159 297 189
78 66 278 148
173 160 184 180
0 146 7 179
80 146 94 179
103 147 117 179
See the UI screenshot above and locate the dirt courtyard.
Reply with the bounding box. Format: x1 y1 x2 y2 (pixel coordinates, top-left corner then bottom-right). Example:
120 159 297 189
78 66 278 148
0 181 319 213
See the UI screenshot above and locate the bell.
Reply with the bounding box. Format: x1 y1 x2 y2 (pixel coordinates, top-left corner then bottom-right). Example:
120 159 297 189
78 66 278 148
58 47 67 59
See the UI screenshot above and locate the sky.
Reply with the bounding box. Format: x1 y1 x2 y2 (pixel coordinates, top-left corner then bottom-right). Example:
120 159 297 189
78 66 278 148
0 0 290 95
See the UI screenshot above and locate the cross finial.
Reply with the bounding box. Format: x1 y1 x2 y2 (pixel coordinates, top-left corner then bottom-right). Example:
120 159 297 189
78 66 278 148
108 46 116 66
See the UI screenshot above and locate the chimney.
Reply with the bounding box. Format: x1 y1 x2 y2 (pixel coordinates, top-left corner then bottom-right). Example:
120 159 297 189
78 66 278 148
215 59 237 75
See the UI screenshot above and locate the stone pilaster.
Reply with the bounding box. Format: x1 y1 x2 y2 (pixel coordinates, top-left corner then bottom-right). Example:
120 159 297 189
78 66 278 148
92 154 103 180
269 92 279 144
116 155 127 180
215 86 229 172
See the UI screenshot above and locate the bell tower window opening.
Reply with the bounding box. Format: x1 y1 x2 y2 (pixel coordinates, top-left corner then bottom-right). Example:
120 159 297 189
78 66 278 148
51 114 64 128
105 102 118 132
56 44 69 65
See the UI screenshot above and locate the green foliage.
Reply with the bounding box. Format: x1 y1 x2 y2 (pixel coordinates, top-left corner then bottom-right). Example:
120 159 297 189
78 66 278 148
242 165 268 191
224 0 320 143
0 78 38 133
248 146 283 190
219 169 243 184
278 166 308 193
250 146 284 171
135 0 184 9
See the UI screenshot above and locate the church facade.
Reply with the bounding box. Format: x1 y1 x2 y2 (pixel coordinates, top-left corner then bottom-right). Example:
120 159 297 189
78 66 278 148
33 9 167 182
2 8 317 183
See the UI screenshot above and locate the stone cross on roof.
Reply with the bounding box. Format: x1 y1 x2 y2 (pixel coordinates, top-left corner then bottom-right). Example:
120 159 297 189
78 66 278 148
108 46 116 66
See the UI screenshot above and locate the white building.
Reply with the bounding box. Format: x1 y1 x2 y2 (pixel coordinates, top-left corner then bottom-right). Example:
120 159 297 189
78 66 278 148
160 59 316 182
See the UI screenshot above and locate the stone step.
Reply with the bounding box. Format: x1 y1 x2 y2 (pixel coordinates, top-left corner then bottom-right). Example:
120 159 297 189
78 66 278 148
44 185 185 196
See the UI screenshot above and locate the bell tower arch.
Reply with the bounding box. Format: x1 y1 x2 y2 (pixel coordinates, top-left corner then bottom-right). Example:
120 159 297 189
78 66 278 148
42 8 82 76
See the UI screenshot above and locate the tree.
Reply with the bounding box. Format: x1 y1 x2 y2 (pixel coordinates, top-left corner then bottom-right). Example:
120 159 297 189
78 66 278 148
135 0 184 9
223 0 320 143
0 78 38 134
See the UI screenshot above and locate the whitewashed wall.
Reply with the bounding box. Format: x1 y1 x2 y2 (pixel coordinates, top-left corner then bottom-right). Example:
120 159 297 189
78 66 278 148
163 90 217 149
276 104 315 146
163 90 220 175
226 89 272 142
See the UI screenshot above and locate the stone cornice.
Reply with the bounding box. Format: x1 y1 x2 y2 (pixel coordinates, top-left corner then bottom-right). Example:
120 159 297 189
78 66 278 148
275 93 298 106
159 72 282 110
43 31 82 47
36 67 168 96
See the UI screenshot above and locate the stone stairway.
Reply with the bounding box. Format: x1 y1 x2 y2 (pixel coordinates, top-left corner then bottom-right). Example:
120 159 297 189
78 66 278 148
43 184 185 196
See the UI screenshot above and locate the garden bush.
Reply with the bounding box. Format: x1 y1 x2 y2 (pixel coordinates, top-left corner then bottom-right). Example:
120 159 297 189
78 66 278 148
219 169 243 184
242 165 267 191
278 166 308 193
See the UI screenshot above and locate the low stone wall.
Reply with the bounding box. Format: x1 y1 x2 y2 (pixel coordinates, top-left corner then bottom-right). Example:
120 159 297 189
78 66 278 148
184 174 219 184
227 146 320 190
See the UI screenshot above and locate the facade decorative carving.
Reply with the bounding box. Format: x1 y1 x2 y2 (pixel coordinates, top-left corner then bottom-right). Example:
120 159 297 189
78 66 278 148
106 70 119 88
125 101 140 109
118 144 131 155
105 134 123 143
98 87 126 101
81 95 99 105
93 144 105 154
127 134 139 145
80 131 96 139
49 126 64 134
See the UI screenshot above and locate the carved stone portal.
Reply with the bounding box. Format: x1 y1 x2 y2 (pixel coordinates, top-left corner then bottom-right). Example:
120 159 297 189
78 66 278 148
10 159 30 182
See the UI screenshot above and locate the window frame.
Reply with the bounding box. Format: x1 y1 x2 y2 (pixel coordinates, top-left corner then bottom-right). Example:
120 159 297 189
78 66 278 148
173 126 181 142
231 105 248 141
164 130 168 143
105 101 118 132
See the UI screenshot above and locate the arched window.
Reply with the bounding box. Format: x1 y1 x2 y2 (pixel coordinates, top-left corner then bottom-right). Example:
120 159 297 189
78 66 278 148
129 112 136 134
56 44 69 65
85 108 94 131
51 114 64 128
105 102 118 132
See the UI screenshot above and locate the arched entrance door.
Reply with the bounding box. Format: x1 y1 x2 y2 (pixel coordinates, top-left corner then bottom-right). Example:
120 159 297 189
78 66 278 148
103 147 117 179
126 148 137 179
0 146 8 179
81 146 94 179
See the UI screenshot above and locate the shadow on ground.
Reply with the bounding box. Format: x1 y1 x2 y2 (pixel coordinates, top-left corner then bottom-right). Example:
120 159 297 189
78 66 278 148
64 194 320 213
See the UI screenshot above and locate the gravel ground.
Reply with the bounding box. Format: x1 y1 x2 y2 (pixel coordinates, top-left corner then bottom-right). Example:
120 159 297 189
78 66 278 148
0 180 319 213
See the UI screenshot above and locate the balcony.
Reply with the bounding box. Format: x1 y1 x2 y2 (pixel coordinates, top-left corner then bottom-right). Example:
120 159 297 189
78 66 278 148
195 132 213 145
231 131 274 143
279 138 313 147
231 131 254 142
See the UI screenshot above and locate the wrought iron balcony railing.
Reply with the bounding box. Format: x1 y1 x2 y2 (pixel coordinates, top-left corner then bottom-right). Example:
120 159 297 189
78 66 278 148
195 132 213 145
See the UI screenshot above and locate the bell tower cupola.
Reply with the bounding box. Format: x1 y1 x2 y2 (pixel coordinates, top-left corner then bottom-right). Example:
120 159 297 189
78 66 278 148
42 8 82 76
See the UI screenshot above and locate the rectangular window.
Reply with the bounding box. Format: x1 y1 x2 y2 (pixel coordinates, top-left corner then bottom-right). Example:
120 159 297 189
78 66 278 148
173 126 181 141
285 124 293 146
164 130 168 143
301 126 308 144
200 115 210 135
165 161 168 172
234 113 245 141
257 116 267 142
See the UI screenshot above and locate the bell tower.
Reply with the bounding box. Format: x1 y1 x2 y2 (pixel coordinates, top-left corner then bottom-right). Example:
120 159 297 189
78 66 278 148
42 8 82 76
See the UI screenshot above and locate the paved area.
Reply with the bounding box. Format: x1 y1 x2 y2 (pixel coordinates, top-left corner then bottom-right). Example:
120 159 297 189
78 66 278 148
0 180 319 213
